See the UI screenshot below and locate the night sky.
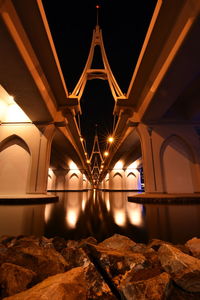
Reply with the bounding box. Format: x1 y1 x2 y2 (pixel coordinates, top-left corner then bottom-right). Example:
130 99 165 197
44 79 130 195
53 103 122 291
42 1 157 154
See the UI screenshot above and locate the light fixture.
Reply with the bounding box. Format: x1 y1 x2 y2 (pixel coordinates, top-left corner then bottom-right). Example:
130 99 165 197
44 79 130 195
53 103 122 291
104 151 109 157
107 136 114 143
86 159 90 164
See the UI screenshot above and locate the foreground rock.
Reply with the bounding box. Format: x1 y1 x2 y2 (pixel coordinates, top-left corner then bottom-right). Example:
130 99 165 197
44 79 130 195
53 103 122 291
120 268 171 300
0 263 36 297
185 237 200 259
0 236 67 282
4 264 116 300
1 234 200 299
158 243 200 292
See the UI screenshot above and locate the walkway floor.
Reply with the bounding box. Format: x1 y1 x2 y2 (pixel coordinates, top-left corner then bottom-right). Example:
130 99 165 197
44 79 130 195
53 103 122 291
128 192 200 204
0 194 58 205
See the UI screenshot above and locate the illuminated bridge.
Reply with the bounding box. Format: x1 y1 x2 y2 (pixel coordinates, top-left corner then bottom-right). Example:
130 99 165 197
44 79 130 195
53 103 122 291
1 0 200 201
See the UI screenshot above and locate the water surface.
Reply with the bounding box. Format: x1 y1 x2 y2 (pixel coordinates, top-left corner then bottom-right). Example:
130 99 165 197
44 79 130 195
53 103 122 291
0 190 199 244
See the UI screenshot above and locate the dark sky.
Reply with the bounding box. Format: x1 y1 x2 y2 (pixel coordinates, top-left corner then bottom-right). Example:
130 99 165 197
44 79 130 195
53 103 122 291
42 1 157 154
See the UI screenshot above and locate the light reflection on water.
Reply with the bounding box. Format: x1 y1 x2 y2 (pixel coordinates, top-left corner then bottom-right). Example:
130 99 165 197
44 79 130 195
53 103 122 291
0 190 200 244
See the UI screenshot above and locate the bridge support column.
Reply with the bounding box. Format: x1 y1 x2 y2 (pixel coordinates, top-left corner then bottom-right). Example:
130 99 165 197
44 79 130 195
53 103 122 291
0 123 55 196
138 123 200 194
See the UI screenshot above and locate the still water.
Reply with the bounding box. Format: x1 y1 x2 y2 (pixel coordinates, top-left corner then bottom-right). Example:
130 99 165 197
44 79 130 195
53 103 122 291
0 190 199 244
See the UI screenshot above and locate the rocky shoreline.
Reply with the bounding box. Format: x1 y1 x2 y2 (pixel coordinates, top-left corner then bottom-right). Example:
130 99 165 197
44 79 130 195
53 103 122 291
0 234 200 299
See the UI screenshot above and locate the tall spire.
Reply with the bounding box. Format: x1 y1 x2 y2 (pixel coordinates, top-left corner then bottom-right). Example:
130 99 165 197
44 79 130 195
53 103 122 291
96 5 100 26
67 5 127 115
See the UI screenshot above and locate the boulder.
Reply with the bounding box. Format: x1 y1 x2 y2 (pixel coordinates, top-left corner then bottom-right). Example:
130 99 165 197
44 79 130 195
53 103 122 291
61 247 89 270
98 234 136 251
83 243 146 279
0 237 67 282
3 264 117 300
185 237 200 259
0 262 36 298
120 269 171 300
158 243 200 292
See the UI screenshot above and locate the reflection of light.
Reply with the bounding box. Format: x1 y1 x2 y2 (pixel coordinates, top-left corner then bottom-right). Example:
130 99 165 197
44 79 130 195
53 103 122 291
82 199 86 211
114 161 123 170
66 209 79 228
69 161 78 170
114 210 126 227
127 203 143 227
106 199 110 211
44 204 53 223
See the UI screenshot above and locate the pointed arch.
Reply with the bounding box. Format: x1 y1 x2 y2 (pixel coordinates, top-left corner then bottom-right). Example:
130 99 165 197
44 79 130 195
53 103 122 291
127 172 136 178
0 134 30 154
0 135 31 194
160 134 195 193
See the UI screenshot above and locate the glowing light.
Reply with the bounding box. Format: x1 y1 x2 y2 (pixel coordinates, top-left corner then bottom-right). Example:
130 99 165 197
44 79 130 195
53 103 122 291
84 152 87 156
69 161 78 170
114 210 126 227
104 151 109 157
66 209 79 228
113 161 123 170
44 204 53 223
80 137 84 142
106 199 110 211
127 161 138 169
127 203 143 227
86 159 90 164
107 136 114 143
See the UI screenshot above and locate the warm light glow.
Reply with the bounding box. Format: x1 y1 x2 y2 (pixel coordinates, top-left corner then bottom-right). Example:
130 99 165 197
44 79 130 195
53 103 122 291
127 161 138 169
86 159 90 164
84 152 87 156
69 161 78 170
107 136 114 143
44 204 53 223
127 203 143 227
113 161 124 170
66 209 79 228
104 151 109 157
80 137 84 142
106 199 110 212
0 92 31 123
114 210 126 227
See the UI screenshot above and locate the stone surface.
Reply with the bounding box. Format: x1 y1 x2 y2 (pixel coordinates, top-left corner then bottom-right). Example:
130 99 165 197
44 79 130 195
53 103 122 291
3 264 117 300
158 243 200 292
3 267 87 300
0 262 36 298
83 242 146 279
61 246 89 270
0 236 67 282
120 269 171 300
185 237 200 259
98 234 136 251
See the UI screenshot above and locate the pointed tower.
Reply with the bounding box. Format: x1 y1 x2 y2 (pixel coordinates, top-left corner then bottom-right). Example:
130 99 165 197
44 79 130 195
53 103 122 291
66 5 126 114
89 125 103 181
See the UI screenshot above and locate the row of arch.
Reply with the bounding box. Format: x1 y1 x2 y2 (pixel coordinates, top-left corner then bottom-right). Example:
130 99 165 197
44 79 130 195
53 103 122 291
0 122 200 194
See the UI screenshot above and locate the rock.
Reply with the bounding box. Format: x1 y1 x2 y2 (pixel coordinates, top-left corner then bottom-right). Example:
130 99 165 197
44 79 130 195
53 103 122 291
51 236 67 252
185 237 200 259
168 283 200 300
158 243 200 292
0 237 67 282
119 270 171 300
98 234 136 251
3 264 117 300
61 247 89 270
3 267 87 300
0 262 36 298
147 239 171 251
83 243 146 279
